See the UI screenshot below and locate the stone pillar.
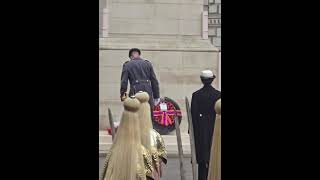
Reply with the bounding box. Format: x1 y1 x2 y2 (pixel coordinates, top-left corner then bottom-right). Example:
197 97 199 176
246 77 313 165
202 11 209 39
102 8 109 38
99 0 106 37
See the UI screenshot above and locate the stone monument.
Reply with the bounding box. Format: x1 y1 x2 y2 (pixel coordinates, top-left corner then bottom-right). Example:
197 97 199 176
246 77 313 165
99 0 220 133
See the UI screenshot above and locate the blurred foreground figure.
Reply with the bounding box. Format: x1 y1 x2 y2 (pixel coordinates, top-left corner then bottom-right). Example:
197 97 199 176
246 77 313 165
208 99 221 180
191 70 221 180
100 97 154 180
135 91 167 180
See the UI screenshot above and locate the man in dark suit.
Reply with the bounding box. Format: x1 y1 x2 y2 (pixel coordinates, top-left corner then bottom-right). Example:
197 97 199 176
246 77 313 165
120 48 160 120
191 70 221 180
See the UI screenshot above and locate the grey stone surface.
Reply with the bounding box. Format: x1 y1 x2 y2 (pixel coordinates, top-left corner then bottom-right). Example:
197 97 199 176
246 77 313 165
108 1 203 36
161 157 193 180
218 4 221 14
212 37 221 48
99 83 120 100
99 0 104 38
209 28 217 36
112 0 202 4
217 27 221 37
209 4 218 13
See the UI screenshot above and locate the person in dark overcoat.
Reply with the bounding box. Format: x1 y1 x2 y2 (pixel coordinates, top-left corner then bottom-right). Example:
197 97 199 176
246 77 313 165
120 48 160 122
191 70 221 180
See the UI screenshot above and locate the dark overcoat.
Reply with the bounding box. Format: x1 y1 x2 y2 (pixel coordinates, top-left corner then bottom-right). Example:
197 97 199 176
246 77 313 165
120 58 160 118
191 85 221 163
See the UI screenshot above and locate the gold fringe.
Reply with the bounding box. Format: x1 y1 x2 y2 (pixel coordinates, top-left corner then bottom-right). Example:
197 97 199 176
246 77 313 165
208 99 221 180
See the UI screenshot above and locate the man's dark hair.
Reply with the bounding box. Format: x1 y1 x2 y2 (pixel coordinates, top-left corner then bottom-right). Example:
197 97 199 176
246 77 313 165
128 48 141 58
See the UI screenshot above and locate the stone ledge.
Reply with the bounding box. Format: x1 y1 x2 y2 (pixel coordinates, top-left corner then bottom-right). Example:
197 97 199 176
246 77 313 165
99 37 220 52
100 47 219 52
111 0 202 5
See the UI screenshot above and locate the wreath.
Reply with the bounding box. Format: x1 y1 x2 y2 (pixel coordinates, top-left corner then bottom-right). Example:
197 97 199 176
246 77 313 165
152 97 182 135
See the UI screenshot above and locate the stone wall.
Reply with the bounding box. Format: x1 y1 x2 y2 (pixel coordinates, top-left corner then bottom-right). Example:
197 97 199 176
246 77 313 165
108 0 203 36
100 0 222 46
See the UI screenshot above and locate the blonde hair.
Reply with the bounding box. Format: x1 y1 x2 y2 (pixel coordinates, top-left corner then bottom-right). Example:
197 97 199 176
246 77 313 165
105 97 146 180
208 98 221 180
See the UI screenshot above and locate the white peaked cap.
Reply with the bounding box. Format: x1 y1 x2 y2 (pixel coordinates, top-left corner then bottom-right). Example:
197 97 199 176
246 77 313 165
200 70 214 78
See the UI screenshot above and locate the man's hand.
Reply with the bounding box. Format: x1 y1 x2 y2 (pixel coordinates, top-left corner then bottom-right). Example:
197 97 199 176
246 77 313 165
154 98 160 106
120 92 128 101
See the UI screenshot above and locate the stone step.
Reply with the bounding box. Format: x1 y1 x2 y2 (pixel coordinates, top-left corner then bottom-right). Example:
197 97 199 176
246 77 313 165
99 131 191 155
